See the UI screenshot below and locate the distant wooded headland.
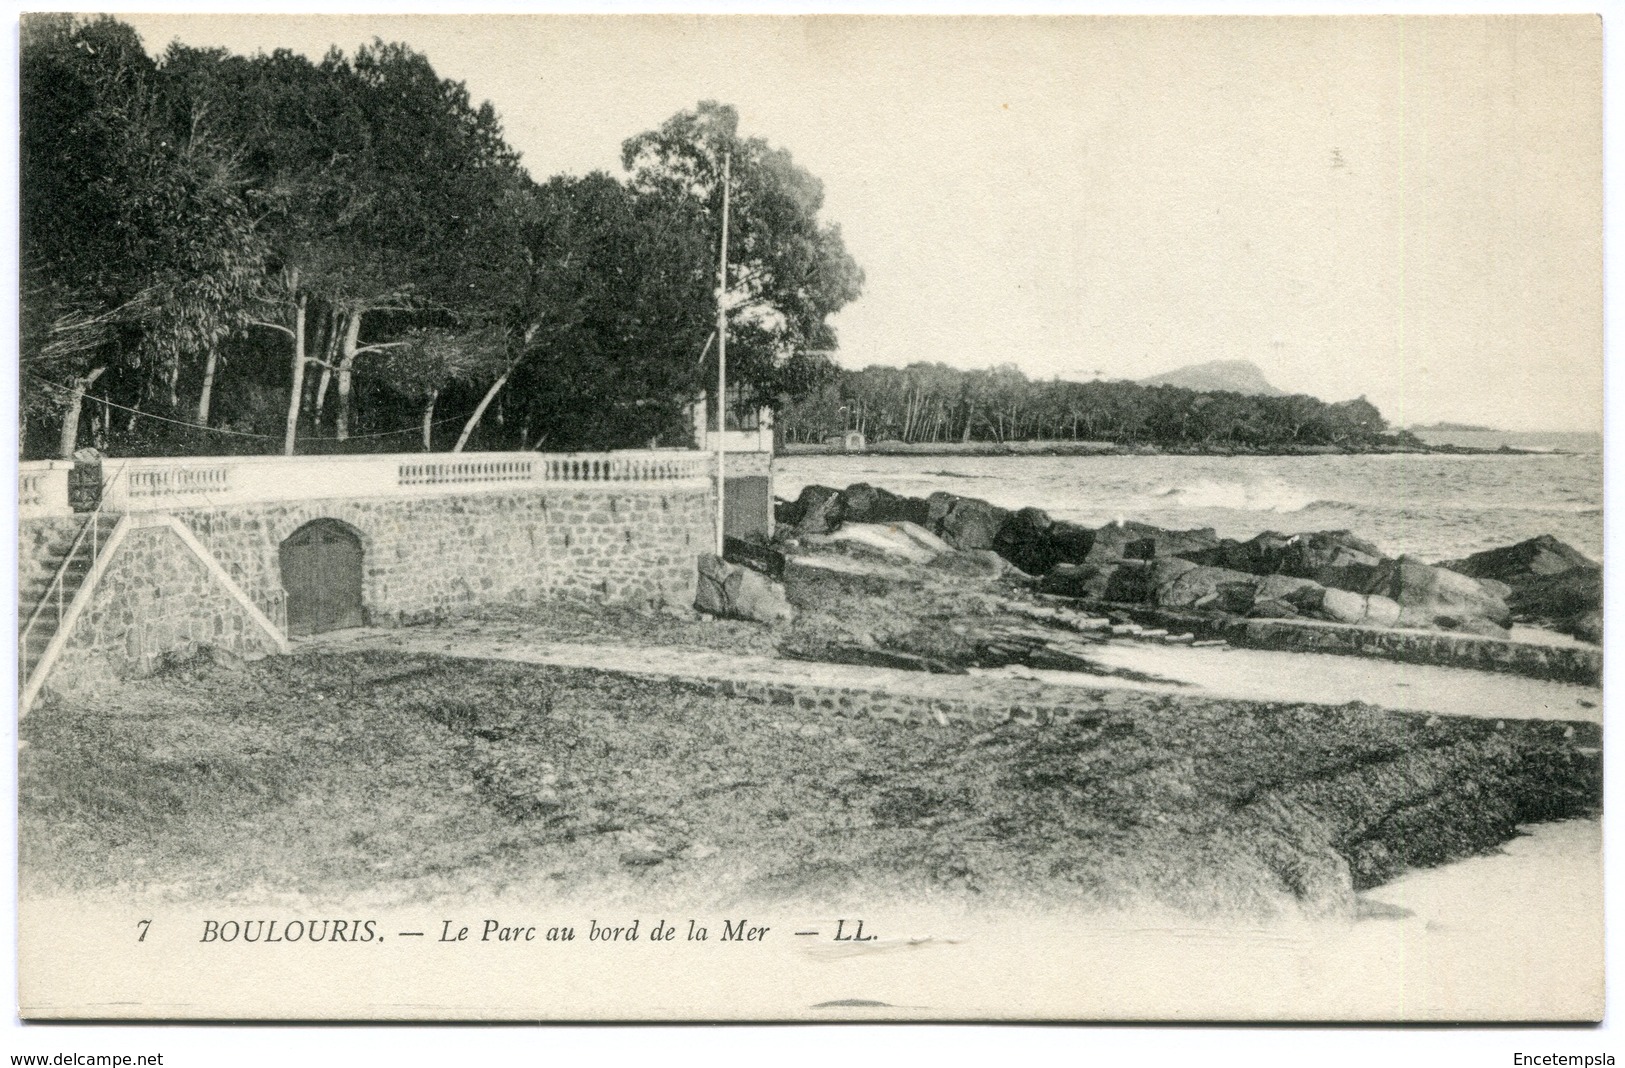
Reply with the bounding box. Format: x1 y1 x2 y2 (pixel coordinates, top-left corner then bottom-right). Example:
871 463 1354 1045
779 362 1439 454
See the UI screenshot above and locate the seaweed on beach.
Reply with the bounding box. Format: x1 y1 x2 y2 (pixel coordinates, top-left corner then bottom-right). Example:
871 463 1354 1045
18 647 1600 918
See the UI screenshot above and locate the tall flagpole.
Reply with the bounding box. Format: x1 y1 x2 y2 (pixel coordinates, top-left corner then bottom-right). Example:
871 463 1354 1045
715 149 731 556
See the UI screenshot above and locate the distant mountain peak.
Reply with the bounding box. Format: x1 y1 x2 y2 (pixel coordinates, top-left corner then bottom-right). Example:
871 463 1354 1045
1138 359 1286 397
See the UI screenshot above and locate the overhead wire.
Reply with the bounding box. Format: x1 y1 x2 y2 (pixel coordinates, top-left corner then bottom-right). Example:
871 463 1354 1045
25 371 476 444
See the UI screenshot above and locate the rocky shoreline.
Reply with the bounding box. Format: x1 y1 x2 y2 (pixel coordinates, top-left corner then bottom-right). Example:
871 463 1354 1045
688 482 1602 688
768 482 1602 647
677 484 1607 912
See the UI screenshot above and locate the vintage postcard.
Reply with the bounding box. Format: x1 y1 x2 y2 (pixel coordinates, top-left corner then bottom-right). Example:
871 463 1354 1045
13 11 1604 1022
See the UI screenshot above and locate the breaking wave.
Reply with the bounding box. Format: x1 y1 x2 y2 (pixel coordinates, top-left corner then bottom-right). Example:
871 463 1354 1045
1151 479 1321 514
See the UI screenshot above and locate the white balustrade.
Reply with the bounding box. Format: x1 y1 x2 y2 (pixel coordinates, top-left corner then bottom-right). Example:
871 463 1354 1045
398 458 534 486
539 452 712 482
127 463 231 500
95 449 714 512
18 461 72 517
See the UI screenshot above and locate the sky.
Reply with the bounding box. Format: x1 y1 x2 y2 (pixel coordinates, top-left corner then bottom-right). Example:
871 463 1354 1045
117 12 1603 431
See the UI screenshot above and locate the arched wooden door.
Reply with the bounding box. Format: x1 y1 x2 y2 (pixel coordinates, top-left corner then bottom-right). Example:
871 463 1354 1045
279 520 364 636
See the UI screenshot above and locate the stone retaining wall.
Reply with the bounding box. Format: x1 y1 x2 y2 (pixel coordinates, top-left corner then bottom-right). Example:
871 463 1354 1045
51 523 284 692
169 485 713 629
20 482 714 687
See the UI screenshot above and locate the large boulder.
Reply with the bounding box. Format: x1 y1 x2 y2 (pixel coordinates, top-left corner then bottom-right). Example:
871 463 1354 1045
729 568 794 624
781 482 937 538
1508 567 1603 642
1151 561 1260 613
1040 557 1320 619
1446 534 1597 585
774 492 804 527
1095 559 1159 603
1182 530 1295 573
1278 530 1388 589
926 491 959 528
1098 562 1150 604
832 483 931 527
1508 566 1603 620
1047 521 1097 567
695 554 793 623
1441 535 1600 643
778 485 843 536
1319 588 1403 628
1039 559 1149 601
1038 562 1114 599
943 499 1092 574
993 507 1058 576
1184 529 1387 591
1039 547 1500 636
1367 555 1511 635
1064 557 1262 611
695 553 732 616
1249 574 1328 618
929 494 1011 551
1083 520 1220 566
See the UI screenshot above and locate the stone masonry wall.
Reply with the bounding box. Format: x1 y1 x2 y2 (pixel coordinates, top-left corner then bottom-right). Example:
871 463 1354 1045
170 484 714 629
51 523 283 690
19 516 87 599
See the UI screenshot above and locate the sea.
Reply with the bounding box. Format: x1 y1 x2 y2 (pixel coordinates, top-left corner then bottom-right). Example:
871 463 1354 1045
777 429 1603 564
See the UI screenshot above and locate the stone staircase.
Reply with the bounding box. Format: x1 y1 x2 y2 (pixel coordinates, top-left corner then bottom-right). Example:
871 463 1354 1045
19 511 121 686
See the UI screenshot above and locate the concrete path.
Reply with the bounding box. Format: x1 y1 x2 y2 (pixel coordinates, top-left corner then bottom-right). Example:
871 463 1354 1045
301 617 1600 724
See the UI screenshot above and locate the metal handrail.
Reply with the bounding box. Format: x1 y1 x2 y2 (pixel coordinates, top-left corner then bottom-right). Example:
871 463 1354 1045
19 463 125 687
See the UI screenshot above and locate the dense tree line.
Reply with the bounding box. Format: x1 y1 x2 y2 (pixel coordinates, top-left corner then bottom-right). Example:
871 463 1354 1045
780 363 1411 450
20 15 862 459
